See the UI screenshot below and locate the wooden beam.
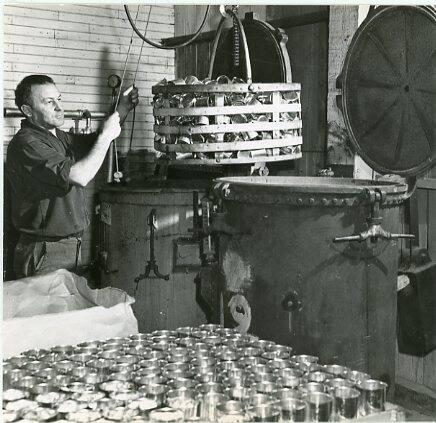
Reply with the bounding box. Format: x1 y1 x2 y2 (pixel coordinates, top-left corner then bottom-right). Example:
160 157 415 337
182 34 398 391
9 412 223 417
162 11 329 46
417 178 436 190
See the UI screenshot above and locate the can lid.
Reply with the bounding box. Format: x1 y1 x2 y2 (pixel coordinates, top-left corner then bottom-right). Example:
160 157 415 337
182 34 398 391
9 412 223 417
338 6 436 176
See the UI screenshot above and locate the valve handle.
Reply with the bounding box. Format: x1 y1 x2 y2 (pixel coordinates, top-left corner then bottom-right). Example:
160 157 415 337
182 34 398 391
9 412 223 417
334 187 415 243
334 226 415 243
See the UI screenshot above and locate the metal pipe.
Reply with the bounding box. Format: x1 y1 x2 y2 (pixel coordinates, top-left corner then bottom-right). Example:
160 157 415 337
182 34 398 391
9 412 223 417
3 107 106 120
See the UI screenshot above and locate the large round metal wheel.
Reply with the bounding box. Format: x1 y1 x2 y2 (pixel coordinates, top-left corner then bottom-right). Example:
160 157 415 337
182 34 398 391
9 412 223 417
340 6 436 176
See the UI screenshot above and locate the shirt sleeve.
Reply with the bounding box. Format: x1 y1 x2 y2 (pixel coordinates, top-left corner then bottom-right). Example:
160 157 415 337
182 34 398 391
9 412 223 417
17 140 73 197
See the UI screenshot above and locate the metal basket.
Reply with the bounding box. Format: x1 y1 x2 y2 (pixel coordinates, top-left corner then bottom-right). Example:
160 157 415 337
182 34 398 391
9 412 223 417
152 9 302 167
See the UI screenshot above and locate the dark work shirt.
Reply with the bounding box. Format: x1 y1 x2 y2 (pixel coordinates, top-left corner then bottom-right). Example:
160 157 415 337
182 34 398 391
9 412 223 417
6 119 97 240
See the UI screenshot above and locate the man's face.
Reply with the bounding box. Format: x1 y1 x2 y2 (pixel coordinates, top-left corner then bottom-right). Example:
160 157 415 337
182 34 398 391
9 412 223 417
23 83 65 129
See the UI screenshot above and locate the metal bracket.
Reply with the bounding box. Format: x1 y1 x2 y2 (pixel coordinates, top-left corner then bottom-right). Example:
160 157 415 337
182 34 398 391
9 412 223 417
135 209 170 288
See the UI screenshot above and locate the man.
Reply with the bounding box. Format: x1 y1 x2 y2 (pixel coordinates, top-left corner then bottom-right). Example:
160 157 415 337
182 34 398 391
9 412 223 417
6 74 139 278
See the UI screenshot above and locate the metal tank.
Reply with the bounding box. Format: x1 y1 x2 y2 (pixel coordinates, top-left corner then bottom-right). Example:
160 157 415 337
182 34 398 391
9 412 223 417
211 176 410 388
210 5 435 390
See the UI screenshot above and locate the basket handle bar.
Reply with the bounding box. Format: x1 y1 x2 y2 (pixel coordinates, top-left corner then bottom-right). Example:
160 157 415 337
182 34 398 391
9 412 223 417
207 8 252 84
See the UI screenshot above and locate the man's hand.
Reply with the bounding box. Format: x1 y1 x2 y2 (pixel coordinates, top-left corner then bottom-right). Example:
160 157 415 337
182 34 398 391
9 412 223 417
117 85 139 124
100 111 121 143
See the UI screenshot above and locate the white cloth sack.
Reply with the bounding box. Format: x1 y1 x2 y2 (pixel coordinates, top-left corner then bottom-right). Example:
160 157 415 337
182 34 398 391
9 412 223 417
3 269 138 358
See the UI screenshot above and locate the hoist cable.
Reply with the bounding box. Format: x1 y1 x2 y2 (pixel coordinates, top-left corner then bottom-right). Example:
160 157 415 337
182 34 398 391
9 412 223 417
133 5 152 84
112 5 141 175
129 5 151 150
124 5 210 50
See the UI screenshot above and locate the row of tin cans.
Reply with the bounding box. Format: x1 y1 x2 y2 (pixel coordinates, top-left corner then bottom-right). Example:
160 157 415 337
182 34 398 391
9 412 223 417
3 324 387 422
160 145 302 162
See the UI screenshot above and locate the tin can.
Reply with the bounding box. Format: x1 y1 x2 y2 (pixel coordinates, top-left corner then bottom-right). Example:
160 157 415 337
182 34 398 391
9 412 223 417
185 75 199 85
176 327 194 337
247 404 280 422
273 387 302 401
137 366 162 377
299 382 326 395
24 360 46 373
70 353 92 364
5 398 39 412
253 340 276 351
304 392 334 422
266 358 293 369
197 382 224 395
88 358 116 373
195 372 217 384
169 377 197 389
345 370 370 384
22 406 58 421
325 377 354 394
16 375 41 390
323 364 348 378
30 382 56 395
168 354 190 364
100 349 119 360
4 368 28 386
81 372 106 385
220 376 246 388
190 356 215 367
165 362 190 374
224 386 255 402
53 360 75 375
149 407 184 423
216 400 247 423
76 346 99 356
35 391 66 407
167 387 200 420
61 381 95 394
308 371 330 383
67 410 102 422
111 362 137 374
177 337 197 348
77 340 101 348
129 333 150 342
22 349 49 359
199 392 227 421
239 356 265 367
2 410 18 423
95 397 123 412
168 78 186 86
256 381 278 395
52 374 73 387
102 406 138 421
249 373 276 384
3 388 29 402
110 390 140 403
356 379 387 416
99 380 134 393
333 386 360 419
279 398 307 422
135 374 167 386
51 345 74 355
138 397 159 415
30 366 57 382
139 383 168 406
57 398 88 414
110 371 133 382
